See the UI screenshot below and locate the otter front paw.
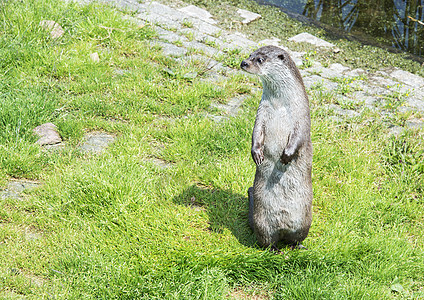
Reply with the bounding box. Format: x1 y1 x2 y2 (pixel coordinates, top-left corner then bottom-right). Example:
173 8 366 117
280 148 297 165
251 147 264 165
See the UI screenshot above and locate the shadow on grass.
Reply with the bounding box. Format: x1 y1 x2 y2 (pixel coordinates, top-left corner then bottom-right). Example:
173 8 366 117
172 184 258 249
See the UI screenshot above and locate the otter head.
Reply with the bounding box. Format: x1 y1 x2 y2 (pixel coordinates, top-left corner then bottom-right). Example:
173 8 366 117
240 46 300 87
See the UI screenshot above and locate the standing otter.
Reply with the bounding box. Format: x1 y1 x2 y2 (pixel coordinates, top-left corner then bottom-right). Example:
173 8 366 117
240 45 313 252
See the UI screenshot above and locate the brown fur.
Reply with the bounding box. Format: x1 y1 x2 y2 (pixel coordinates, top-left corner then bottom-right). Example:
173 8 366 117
241 46 313 251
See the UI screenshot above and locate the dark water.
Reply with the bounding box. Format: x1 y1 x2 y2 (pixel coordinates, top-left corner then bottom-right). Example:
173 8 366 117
255 0 424 57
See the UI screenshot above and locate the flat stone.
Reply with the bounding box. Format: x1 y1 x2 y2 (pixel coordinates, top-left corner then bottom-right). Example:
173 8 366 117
362 83 388 96
285 50 304 68
114 68 131 76
406 119 424 130
206 113 228 123
188 18 222 36
223 32 258 50
225 95 248 116
154 26 186 43
237 8 261 24
288 32 334 48
103 0 143 13
211 95 248 117
351 91 377 106
33 123 62 146
154 41 187 56
303 75 324 89
80 132 115 153
178 5 217 24
90 52 100 62
199 35 227 49
24 227 42 241
258 37 280 46
406 97 424 111
345 68 366 77
182 40 221 57
328 104 360 118
320 63 350 79
369 75 398 88
145 157 173 169
39 20 64 39
390 69 424 88
304 61 323 74
329 63 350 73
176 54 224 72
200 71 229 83
139 11 181 29
1 180 40 200
140 1 182 18
387 125 404 136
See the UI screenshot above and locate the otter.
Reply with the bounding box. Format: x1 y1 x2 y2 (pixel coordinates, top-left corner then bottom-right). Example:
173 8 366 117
240 45 313 252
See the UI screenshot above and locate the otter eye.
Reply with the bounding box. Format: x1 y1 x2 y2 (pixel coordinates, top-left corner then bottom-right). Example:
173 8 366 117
257 57 265 64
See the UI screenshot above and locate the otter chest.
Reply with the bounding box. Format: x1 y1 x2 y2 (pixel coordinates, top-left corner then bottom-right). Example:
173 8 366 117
263 106 292 160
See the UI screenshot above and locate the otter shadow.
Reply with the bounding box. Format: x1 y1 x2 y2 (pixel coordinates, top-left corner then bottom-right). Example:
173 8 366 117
172 184 258 248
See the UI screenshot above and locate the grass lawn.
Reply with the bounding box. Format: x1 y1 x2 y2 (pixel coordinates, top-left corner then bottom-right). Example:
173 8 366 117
1 0 423 299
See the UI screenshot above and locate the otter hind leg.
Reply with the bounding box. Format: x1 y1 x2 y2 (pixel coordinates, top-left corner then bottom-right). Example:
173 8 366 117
248 187 254 231
289 243 308 250
270 244 283 254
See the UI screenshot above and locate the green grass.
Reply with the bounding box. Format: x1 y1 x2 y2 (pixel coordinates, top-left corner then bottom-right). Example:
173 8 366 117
1 0 424 299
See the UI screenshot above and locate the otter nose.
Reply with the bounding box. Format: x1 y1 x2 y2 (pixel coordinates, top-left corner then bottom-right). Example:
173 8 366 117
240 60 248 69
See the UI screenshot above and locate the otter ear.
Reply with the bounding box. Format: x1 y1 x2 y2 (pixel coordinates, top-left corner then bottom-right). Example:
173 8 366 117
278 54 285 60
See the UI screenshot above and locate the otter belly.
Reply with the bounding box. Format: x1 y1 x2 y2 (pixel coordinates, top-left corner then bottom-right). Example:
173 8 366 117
252 160 312 246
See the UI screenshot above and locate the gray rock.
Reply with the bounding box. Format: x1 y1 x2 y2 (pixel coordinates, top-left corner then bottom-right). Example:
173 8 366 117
114 68 131 76
182 40 221 57
140 1 183 18
350 91 377 106
24 227 42 241
145 157 173 169
199 35 227 50
237 8 261 24
303 75 325 89
288 32 335 48
178 5 217 24
390 69 424 88
139 11 181 29
155 26 187 43
369 75 397 88
223 32 258 50
345 68 366 77
328 63 350 73
188 18 222 36
0 180 40 200
305 61 323 74
211 95 248 117
320 63 350 79
80 132 115 153
39 20 64 39
33 123 62 146
406 119 424 130
328 104 360 118
103 0 143 12
154 41 187 56
406 97 424 111
206 113 228 123
387 125 405 136
258 37 280 46
90 52 100 62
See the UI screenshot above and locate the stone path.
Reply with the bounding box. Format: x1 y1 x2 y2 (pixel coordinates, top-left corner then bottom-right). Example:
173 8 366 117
3 0 424 200
0 180 41 200
79 132 116 154
101 0 424 128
